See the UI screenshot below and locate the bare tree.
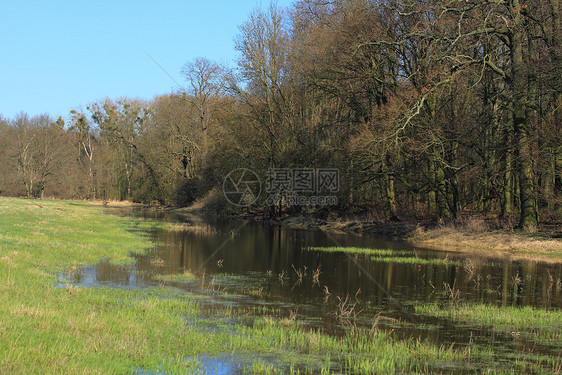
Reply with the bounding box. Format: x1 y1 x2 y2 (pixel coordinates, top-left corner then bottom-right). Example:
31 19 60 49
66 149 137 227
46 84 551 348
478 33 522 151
88 98 157 200
181 57 226 131
231 3 291 167
68 110 97 199
11 113 68 198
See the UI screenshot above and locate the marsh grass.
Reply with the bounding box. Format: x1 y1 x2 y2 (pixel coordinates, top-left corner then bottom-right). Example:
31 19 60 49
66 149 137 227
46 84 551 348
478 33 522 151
371 256 460 265
309 245 461 266
416 303 562 343
153 270 198 282
238 317 515 374
307 246 410 256
161 222 216 234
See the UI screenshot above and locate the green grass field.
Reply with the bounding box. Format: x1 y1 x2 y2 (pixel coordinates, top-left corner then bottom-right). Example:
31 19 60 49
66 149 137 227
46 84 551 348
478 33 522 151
0 197 560 374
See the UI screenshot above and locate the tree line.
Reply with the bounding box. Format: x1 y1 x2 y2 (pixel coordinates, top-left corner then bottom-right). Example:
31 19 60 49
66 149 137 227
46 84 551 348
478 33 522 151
0 0 560 231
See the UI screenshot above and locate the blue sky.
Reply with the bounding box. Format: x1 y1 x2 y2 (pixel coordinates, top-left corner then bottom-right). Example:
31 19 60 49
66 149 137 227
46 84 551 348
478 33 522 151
0 0 293 119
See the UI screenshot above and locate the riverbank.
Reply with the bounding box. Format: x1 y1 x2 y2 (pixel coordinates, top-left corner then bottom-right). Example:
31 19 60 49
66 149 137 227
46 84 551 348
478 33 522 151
291 216 562 263
409 222 562 263
165 201 562 263
261 214 562 263
113 200 562 263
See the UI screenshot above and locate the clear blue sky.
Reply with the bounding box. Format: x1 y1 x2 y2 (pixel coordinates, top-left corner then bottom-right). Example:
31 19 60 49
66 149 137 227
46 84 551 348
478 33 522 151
0 0 293 119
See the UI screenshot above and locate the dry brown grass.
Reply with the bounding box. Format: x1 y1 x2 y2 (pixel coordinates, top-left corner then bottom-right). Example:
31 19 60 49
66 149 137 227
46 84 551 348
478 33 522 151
163 222 215 234
410 223 562 263
87 200 139 208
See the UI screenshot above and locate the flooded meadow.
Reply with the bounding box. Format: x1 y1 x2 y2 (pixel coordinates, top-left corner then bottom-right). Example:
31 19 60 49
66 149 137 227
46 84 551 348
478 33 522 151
59 208 562 374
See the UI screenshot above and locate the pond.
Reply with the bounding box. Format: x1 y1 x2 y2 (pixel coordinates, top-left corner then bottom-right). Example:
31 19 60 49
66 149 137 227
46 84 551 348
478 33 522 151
58 207 562 373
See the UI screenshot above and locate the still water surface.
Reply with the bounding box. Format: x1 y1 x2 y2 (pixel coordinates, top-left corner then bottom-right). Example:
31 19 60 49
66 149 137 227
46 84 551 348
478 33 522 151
58 208 562 372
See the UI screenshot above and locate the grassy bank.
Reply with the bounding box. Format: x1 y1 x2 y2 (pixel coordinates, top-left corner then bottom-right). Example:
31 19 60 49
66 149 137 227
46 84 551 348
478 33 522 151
276 214 562 263
0 197 199 373
1 197 559 373
409 223 562 263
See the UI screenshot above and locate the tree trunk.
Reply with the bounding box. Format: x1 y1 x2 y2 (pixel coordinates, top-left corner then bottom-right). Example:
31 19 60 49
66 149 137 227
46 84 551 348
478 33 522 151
449 141 459 219
511 0 538 231
383 154 398 220
436 162 448 218
125 162 131 199
386 172 398 220
502 121 514 217
428 157 436 216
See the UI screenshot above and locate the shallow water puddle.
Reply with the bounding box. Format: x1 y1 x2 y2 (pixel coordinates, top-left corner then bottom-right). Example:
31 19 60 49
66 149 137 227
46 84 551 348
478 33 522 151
57 259 151 289
136 353 304 374
192 354 279 374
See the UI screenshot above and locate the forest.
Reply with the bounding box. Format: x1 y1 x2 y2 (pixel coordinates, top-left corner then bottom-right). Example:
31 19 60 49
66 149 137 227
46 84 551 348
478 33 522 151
0 0 560 232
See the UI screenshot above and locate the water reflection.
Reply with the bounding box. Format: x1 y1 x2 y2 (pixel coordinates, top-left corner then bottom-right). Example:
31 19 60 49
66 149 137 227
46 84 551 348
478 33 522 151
58 260 149 289
64 208 562 313
137 215 562 312
61 208 562 351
